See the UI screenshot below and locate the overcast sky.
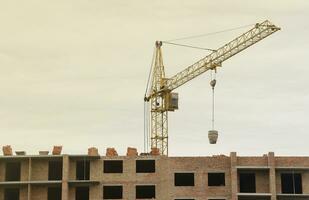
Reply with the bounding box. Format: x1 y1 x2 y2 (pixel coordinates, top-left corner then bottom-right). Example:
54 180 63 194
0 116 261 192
0 0 308 156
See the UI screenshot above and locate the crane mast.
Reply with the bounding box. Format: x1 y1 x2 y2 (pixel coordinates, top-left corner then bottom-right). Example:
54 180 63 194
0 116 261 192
149 41 169 155
145 20 280 155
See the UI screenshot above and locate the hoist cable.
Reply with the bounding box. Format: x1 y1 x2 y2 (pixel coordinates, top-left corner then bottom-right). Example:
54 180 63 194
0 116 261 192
144 47 156 98
144 47 156 153
212 85 215 130
166 23 255 42
210 70 217 130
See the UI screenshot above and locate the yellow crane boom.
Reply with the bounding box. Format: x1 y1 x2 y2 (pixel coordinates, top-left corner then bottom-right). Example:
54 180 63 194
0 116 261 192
144 20 280 155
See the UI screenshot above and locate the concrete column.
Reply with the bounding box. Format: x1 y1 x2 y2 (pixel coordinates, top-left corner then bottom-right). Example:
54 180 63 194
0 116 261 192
62 155 69 200
90 159 101 200
230 152 238 200
268 152 277 200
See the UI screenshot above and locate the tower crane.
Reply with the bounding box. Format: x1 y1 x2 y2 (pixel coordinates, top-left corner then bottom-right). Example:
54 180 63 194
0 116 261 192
144 20 280 155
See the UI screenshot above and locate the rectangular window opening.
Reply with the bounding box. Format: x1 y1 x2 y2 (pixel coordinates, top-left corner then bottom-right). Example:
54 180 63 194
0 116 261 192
136 185 155 199
76 160 90 180
48 161 63 180
48 187 62 200
239 173 256 193
104 160 123 173
281 173 302 194
5 162 21 181
4 188 19 200
103 186 123 199
136 160 155 173
76 187 89 200
175 173 195 186
208 172 225 186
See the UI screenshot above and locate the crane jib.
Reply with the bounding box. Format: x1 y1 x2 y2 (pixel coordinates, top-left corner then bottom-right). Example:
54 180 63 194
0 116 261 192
166 20 280 92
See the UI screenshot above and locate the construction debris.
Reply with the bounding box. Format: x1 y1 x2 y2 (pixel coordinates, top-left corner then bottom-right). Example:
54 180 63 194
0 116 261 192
126 147 138 156
150 147 160 156
88 147 99 156
52 146 62 155
2 145 13 156
106 148 118 156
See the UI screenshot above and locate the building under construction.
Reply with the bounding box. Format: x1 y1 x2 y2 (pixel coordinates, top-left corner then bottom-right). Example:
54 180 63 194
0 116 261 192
1 146 309 200
1 20 294 200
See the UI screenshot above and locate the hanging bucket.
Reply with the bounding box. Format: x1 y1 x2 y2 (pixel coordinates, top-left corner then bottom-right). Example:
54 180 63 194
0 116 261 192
208 130 218 144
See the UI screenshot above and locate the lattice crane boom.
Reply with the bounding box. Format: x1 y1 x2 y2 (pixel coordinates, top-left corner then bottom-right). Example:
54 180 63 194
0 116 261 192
144 20 280 155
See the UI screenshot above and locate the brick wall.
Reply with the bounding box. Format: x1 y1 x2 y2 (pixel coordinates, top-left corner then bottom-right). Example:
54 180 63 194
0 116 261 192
1 153 309 200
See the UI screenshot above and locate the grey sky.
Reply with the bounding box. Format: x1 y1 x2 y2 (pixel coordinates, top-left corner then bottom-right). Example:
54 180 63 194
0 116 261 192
0 0 308 156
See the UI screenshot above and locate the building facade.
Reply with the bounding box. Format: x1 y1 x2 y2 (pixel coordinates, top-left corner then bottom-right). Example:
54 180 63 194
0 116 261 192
1 152 309 200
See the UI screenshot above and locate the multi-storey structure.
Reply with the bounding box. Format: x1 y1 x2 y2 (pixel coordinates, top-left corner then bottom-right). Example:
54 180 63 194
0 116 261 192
1 150 309 200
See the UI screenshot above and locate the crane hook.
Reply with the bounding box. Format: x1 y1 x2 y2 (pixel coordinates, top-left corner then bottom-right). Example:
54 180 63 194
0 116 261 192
210 79 216 89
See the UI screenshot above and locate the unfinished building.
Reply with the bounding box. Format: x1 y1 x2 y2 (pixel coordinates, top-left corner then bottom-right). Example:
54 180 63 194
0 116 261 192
1 146 309 200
